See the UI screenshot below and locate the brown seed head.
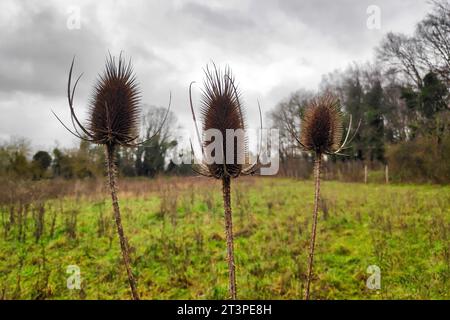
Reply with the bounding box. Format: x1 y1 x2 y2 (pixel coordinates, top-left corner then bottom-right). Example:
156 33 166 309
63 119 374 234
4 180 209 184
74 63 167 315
88 54 141 147
200 64 246 178
300 93 343 154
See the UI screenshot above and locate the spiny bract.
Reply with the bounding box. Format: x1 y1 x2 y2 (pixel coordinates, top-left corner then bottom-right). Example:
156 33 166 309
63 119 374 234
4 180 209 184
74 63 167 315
88 54 141 147
300 94 343 154
200 64 247 178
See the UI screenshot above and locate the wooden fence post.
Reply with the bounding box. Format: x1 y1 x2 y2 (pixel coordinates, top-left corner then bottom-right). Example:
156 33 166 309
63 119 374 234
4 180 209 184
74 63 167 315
385 164 389 184
364 164 368 184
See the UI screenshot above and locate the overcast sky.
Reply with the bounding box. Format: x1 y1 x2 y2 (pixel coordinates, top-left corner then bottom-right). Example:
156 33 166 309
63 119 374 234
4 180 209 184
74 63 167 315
0 0 430 151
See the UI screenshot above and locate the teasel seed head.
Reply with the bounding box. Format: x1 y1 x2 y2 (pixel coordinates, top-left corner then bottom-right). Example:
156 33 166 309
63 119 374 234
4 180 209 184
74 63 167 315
86 54 141 148
300 93 343 154
200 64 246 178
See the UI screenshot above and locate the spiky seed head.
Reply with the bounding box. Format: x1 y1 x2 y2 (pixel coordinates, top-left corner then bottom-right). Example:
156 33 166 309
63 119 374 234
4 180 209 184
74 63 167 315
88 54 141 147
300 93 343 154
200 64 246 179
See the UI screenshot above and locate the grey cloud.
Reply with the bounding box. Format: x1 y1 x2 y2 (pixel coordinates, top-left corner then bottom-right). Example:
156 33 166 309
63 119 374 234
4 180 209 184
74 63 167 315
271 0 429 52
180 2 255 32
0 1 108 96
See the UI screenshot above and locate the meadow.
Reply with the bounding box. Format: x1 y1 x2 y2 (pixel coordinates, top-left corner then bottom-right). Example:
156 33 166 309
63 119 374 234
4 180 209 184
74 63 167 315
0 177 449 300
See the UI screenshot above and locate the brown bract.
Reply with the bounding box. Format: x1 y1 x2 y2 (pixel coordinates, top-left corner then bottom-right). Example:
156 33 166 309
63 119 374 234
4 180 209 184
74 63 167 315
200 65 246 178
300 94 343 154
190 63 259 179
52 54 144 149
88 54 141 147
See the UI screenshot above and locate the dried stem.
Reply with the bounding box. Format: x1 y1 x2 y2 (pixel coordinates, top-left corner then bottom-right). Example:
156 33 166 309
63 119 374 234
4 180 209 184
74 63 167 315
106 145 140 300
222 176 237 299
304 152 322 300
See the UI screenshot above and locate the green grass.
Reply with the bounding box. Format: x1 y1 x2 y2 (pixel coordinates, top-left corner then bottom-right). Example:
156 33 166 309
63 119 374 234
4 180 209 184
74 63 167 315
0 177 449 299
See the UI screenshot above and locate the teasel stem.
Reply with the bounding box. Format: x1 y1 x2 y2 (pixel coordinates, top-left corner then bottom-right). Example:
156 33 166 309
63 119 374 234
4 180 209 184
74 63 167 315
106 144 140 300
222 176 237 299
304 152 322 300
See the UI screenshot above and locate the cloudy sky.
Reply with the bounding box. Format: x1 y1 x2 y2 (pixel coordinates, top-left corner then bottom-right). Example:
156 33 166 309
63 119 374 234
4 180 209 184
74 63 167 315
0 0 430 151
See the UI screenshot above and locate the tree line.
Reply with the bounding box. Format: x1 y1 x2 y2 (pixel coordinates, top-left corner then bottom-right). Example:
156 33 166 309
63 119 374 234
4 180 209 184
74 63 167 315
0 107 191 180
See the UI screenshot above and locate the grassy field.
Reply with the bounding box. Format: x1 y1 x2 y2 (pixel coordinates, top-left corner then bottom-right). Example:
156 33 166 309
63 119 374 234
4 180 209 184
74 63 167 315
0 177 449 299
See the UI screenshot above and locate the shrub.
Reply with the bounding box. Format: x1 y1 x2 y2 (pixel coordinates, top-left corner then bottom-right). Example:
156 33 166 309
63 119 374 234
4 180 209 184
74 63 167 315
387 134 450 183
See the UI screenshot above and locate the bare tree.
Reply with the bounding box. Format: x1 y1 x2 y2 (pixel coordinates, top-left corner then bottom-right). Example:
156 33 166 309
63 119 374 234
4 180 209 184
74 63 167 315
141 105 177 141
377 1 450 89
382 77 412 142
416 0 450 84
269 89 314 160
376 32 426 89
135 106 178 177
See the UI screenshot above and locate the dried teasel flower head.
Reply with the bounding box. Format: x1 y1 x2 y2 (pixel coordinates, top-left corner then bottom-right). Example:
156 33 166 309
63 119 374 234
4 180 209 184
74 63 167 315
189 63 261 179
200 64 246 178
300 93 343 154
53 53 143 149
88 53 141 147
